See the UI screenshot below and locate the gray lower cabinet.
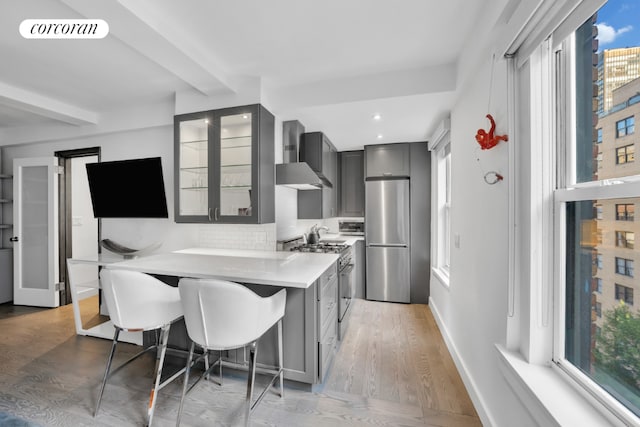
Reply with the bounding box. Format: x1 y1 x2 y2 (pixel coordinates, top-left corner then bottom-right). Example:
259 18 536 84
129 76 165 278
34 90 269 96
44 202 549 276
365 143 410 178
317 263 338 382
219 263 339 387
339 150 364 217
162 264 339 387
354 240 366 299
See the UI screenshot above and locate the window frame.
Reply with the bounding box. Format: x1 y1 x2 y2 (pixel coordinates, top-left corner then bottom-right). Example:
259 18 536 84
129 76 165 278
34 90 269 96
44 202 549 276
616 116 635 138
614 283 634 305
615 230 634 249
616 203 634 221
429 119 451 287
551 30 640 425
615 256 634 277
615 144 635 165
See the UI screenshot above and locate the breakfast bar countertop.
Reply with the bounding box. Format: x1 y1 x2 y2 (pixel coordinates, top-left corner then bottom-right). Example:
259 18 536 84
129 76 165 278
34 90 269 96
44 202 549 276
107 247 339 289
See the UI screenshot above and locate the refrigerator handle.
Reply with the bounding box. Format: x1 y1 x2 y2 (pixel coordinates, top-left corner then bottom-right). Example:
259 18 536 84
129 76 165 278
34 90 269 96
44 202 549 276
367 243 408 248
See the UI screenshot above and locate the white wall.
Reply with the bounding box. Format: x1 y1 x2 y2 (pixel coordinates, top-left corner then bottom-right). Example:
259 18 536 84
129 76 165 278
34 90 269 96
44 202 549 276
71 156 98 259
70 155 99 296
428 1 538 425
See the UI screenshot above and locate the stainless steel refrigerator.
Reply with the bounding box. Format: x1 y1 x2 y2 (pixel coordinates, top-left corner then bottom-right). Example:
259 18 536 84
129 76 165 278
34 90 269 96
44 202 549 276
365 178 410 303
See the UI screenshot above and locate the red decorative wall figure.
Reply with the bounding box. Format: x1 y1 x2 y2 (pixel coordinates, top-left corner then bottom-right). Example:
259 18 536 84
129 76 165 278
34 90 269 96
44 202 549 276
475 114 508 150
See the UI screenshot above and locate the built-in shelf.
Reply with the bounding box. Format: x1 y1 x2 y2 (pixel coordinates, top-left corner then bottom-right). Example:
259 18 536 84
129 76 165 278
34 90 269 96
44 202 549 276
180 186 208 191
0 225 12 229
221 144 251 149
0 199 11 203
180 140 208 151
221 164 251 168
180 167 207 173
221 135 251 141
0 174 12 179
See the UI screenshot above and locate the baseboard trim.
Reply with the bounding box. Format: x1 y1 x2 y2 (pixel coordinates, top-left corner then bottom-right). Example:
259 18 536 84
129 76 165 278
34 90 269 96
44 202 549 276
428 296 496 427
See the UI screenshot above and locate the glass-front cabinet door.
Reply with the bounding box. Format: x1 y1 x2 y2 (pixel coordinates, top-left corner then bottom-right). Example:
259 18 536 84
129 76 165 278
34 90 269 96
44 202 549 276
175 111 212 222
174 104 275 224
216 107 257 221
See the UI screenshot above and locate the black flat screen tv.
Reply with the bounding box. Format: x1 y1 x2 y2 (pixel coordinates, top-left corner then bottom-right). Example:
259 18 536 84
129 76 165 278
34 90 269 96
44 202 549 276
86 157 169 218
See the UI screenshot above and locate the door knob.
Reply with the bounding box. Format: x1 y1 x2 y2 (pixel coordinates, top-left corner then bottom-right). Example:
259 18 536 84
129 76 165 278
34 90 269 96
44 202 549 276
9 236 18 242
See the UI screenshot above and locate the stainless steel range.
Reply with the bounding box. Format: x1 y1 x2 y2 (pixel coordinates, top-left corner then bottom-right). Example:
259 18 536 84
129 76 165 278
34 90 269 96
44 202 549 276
278 237 355 340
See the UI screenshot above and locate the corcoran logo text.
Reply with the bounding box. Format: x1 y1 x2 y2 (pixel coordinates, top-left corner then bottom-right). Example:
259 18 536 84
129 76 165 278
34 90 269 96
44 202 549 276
19 19 109 39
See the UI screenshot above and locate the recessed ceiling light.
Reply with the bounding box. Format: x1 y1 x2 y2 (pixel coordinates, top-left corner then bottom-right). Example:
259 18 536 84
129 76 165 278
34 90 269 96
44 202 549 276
377 134 383 139
242 114 249 119
204 119 209 124
372 114 381 121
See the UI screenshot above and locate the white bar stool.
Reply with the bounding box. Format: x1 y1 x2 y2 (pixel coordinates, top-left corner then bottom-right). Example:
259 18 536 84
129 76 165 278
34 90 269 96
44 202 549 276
95 269 184 426
176 278 286 426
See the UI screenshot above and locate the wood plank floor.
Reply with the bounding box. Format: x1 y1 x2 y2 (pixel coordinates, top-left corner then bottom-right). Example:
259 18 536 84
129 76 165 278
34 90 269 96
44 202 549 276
0 297 481 426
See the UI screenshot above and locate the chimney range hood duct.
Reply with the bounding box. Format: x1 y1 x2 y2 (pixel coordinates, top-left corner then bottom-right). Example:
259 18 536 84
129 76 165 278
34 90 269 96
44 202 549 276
276 120 325 190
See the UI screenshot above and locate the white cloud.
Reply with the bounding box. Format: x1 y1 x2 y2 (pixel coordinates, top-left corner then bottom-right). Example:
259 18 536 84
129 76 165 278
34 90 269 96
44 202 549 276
597 22 633 46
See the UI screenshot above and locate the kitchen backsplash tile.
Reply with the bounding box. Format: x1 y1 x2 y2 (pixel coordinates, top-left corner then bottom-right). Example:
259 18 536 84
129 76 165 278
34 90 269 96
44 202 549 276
197 223 276 251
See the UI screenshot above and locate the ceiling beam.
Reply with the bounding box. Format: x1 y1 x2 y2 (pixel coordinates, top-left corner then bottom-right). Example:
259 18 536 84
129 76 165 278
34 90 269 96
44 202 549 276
266 63 457 113
0 81 98 126
60 0 237 95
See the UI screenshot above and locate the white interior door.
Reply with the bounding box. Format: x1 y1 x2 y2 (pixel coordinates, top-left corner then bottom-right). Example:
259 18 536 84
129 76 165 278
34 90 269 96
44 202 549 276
13 157 60 307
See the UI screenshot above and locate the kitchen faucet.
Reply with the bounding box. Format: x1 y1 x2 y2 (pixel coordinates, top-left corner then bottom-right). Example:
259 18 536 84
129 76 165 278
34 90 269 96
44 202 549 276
308 224 329 244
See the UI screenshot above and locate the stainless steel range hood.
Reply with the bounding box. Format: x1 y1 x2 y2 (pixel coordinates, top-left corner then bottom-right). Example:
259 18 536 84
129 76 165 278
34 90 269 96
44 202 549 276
276 120 325 190
276 163 323 190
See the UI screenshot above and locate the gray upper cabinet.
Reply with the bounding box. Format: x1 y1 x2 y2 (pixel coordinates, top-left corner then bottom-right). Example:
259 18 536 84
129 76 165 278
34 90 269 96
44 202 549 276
174 104 275 224
300 132 337 186
364 143 410 178
339 150 364 217
298 132 338 219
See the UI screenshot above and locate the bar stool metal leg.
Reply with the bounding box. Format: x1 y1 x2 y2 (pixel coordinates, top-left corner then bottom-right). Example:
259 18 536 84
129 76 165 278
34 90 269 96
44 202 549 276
95 327 121 417
277 320 284 397
245 341 258 426
219 350 223 386
176 341 195 427
147 324 171 427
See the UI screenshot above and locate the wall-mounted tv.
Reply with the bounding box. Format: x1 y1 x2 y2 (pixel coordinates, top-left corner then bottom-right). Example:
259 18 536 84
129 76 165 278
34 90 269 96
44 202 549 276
86 157 169 218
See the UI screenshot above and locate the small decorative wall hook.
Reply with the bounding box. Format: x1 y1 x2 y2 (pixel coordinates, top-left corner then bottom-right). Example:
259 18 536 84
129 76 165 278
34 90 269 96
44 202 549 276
484 171 504 185
475 114 508 150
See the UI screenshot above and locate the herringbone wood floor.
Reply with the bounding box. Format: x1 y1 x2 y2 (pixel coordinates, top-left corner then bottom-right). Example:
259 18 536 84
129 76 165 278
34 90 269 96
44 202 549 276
0 297 481 426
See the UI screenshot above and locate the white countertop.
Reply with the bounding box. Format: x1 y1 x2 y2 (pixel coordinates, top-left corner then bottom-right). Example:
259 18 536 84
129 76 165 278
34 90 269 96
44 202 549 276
100 247 338 289
319 233 364 246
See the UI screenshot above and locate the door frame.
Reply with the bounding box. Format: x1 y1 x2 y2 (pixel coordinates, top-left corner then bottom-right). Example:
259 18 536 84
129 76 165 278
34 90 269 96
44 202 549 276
55 147 101 305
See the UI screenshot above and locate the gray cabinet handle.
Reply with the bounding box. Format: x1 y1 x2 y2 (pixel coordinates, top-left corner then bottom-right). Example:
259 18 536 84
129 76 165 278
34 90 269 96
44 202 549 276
9 236 18 242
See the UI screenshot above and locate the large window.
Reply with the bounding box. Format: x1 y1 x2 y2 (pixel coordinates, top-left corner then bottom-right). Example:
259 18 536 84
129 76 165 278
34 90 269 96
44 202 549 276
556 1 640 422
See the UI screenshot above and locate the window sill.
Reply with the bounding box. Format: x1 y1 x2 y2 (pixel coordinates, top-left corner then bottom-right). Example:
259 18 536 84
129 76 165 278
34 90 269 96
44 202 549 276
431 267 450 290
496 345 619 427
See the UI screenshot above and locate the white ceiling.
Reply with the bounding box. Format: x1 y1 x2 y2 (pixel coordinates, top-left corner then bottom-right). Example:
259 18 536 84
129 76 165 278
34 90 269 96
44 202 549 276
0 0 486 151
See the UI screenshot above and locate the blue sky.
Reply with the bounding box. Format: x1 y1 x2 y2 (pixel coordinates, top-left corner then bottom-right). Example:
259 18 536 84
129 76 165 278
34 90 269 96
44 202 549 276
597 0 640 49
